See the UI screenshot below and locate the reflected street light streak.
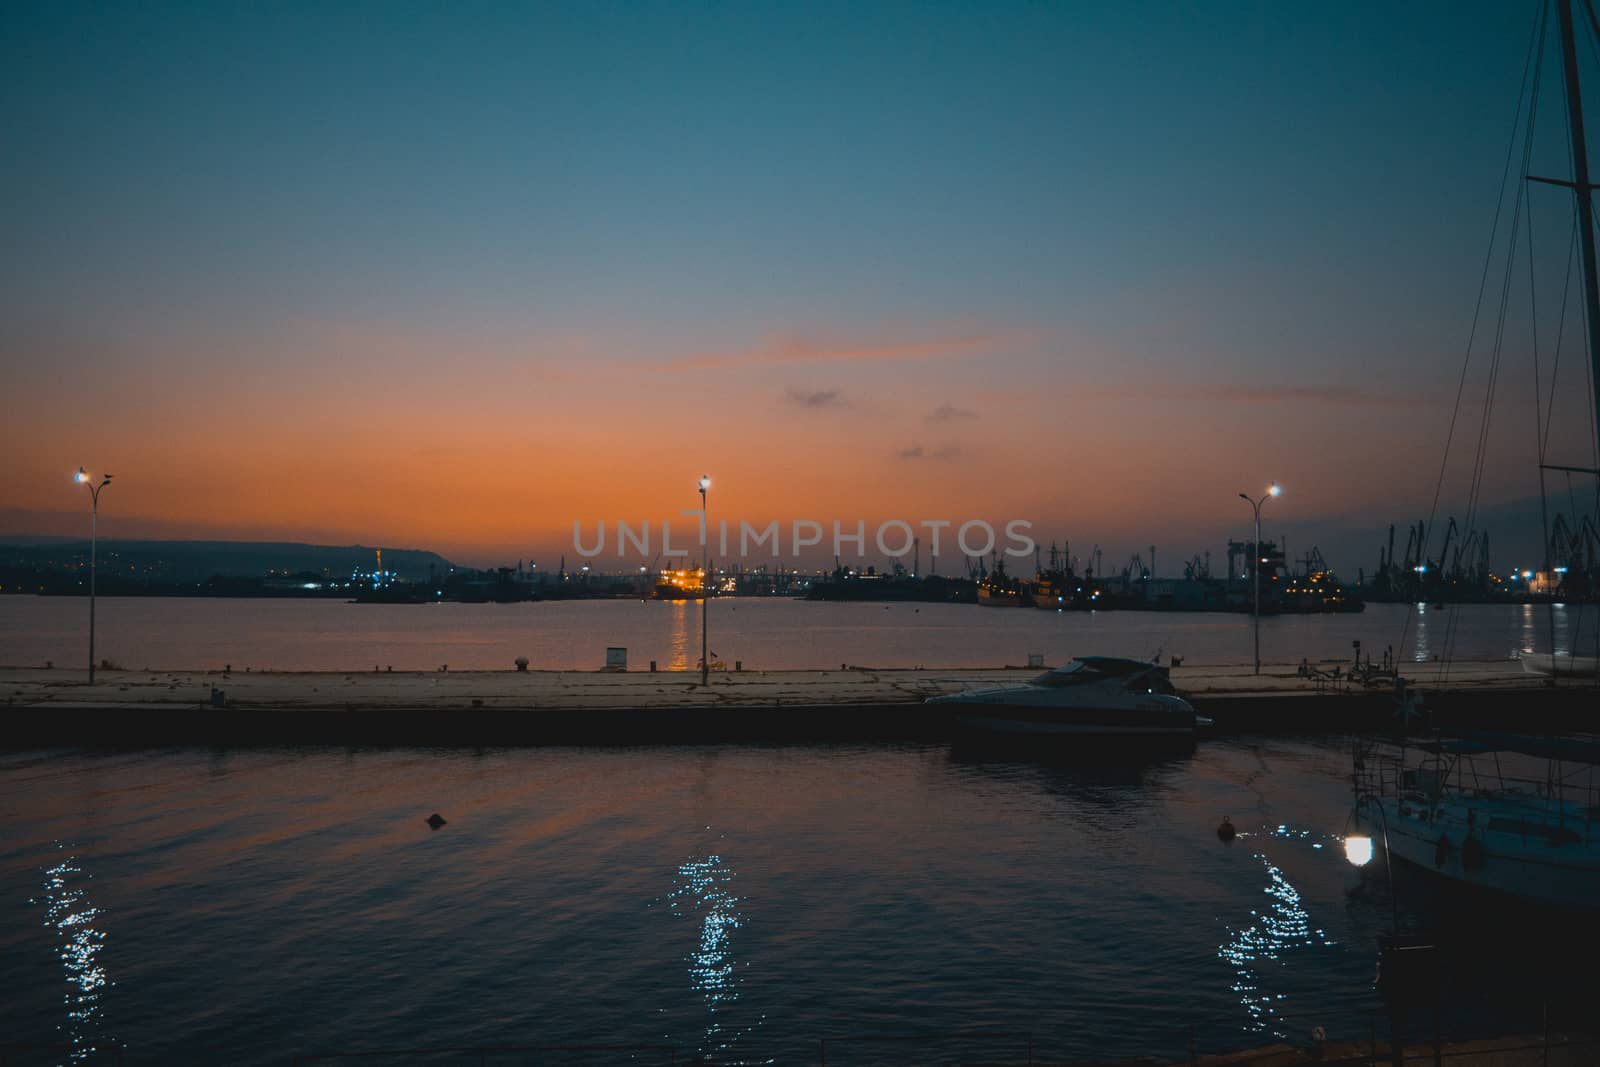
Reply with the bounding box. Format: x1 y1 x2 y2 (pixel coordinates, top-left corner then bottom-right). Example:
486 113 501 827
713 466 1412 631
38 846 111 1062
1217 850 1332 1035
668 852 746 1057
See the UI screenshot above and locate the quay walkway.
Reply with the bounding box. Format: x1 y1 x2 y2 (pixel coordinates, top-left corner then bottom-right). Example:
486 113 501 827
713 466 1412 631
2 659 1592 747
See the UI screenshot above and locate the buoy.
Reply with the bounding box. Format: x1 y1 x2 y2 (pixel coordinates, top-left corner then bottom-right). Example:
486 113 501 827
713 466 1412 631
1217 816 1236 842
426 813 447 830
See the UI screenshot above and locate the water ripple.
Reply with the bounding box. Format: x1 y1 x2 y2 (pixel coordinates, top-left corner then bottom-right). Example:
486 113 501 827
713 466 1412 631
33 843 112 1063
668 850 764 1061
1217 845 1334 1036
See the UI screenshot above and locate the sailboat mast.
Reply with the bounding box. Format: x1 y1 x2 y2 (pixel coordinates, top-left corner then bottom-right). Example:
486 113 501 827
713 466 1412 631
1557 0 1600 463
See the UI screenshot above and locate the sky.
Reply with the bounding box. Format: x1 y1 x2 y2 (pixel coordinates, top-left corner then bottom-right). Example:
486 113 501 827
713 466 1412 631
3 0 1598 574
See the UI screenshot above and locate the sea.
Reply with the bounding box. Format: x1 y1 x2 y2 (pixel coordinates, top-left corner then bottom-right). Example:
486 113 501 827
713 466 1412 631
3 598 1599 1064
2 596 1599 673
4 741 1597 1065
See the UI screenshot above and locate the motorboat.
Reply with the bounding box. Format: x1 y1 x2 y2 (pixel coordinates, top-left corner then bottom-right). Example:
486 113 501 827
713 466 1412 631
927 656 1207 738
1349 732 1600 911
1519 651 1600 678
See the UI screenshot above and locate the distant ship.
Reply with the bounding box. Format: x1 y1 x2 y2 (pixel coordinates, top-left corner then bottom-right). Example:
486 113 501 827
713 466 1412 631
654 567 710 599
976 557 1027 607
1026 543 1097 609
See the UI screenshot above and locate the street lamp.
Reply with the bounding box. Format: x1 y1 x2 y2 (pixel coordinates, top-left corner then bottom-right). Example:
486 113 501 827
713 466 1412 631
74 467 114 685
699 475 711 685
1238 484 1280 676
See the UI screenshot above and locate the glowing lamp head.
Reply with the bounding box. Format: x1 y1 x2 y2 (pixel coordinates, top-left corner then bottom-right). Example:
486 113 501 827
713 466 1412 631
75 467 88 483
1268 484 1282 497
1343 834 1374 867
699 475 711 491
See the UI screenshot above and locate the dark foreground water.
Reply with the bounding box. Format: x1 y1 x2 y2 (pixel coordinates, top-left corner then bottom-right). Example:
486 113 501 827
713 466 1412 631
3 741 1593 1065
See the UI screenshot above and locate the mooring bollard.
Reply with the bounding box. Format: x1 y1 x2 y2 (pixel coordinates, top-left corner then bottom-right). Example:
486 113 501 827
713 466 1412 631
210 687 225 709
735 660 742 672
650 660 657 672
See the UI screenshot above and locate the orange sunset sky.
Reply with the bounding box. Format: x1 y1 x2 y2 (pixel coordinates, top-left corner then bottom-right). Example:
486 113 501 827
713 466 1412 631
2 1 1588 572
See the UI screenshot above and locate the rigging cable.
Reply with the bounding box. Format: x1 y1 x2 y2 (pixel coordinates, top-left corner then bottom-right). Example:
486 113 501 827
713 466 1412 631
1437 0 1549 680
1568 0 1600 663
1402 0 1547 668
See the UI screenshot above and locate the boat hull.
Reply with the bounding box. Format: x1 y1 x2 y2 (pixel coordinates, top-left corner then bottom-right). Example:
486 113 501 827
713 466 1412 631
1520 653 1600 678
1354 795 1600 912
952 703 1196 738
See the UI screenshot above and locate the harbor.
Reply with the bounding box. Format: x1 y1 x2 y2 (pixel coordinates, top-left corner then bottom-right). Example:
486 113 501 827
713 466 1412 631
9 0 1600 1062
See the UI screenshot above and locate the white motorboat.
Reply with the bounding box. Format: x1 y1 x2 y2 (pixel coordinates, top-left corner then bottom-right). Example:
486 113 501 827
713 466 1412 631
1349 732 1600 911
927 656 1206 739
1519 651 1600 678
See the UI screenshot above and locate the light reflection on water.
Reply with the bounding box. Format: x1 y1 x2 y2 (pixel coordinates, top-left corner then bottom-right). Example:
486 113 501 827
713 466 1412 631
1412 607 1431 663
35 844 111 1063
1217 827 1336 1035
1517 603 1537 660
1515 602 1593 659
667 849 760 1060
669 600 690 671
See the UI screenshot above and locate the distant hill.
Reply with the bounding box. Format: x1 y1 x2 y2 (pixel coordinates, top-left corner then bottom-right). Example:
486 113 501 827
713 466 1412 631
0 539 458 583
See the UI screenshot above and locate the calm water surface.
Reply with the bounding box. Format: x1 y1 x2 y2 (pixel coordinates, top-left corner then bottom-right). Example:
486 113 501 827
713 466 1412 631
2 741 1590 1065
3 597 1599 671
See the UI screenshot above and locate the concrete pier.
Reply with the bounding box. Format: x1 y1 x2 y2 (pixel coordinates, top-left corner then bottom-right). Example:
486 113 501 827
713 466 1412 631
3 659 1593 747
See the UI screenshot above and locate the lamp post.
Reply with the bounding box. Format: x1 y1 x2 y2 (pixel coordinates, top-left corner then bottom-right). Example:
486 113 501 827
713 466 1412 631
699 474 711 686
74 467 114 685
1238 484 1280 676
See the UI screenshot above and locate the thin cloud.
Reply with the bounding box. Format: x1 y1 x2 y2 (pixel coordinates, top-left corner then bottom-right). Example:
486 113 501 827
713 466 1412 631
664 332 1008 371
896 443 963 461
927 402 978 422
784 386 845 409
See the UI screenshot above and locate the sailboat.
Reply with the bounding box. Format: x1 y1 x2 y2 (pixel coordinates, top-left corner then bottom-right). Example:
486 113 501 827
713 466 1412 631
1349 0 1600 908
1350 731 1600 910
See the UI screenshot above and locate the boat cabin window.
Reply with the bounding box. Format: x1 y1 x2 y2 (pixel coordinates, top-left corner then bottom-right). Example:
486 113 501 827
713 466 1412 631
1031 667 1103 687
1032 659 1168 691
